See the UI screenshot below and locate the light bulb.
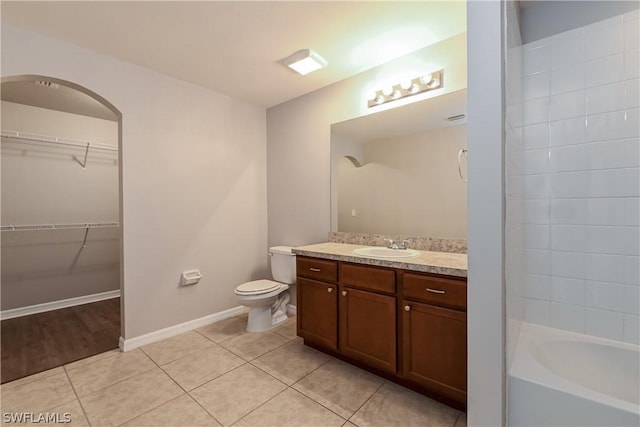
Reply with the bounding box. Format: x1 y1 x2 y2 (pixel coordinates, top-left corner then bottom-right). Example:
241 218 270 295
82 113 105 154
420 74 433 85
392 90 402 100
382 86 393 96
375 94 385 105
410 83 420 94
399 79 412 90
428 78 440 88
367 90 378 101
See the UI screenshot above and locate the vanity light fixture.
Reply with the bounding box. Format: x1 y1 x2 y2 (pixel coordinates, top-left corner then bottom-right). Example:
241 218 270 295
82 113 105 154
367 70 444 108
281 49 328 75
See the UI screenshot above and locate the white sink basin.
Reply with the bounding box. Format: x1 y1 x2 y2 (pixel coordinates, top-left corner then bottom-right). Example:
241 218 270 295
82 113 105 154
353 247 420 258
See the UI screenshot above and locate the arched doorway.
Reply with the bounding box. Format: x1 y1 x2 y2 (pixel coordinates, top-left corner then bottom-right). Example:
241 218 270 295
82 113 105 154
0 75 124 383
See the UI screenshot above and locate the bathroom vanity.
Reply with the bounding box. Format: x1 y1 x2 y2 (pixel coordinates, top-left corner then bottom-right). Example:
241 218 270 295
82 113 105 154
293 242 467 410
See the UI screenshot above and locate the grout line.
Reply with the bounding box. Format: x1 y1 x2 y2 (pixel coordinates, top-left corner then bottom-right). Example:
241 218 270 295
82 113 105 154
62 366 92 426
345 379 386 424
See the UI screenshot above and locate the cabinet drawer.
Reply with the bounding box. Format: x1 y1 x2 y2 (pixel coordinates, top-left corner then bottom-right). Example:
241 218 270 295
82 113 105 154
297 257 338 282
340 263 396 294
403 273 466 310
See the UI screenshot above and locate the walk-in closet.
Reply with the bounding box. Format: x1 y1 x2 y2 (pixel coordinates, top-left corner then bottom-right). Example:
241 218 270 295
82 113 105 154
0 78 121 383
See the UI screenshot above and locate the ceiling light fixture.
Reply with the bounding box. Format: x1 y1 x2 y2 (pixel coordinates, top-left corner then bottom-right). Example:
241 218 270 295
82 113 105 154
281 49 328 75
367 70 444 108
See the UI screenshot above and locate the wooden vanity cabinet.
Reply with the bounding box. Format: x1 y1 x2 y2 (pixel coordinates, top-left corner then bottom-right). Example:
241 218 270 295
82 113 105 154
296 255 467 408
401 272 467 403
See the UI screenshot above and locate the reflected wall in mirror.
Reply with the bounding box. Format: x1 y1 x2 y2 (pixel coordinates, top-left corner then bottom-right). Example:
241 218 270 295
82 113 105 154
331 89 467 238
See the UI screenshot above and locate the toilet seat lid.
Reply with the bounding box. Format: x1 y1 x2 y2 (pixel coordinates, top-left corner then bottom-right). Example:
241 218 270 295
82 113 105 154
235 280 281 295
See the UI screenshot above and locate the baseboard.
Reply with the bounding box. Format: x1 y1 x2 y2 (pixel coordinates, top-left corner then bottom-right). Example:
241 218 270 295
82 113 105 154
287 304 297 316
119 305 249 352
0 290 121 321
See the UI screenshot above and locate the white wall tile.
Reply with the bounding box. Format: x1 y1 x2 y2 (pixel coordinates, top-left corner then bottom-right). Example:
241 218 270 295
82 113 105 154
549 144 588 173
523 97 549 125
586 110 627 142
625 256 640 285
625 167 640 197
587 226 629 254
524 273 550 300
627 79 640 108
586 280 626 311
585 308 624 340
586 53 624 87
625 49 639 79
624 226 640 256
549 117 586 147
523 199 550 224
523 174 550 199
551 225 589 252
551 276 585 305
588 198 625 226
550 63 585 96
550 302 585 333
524 72 550 101
623 314 639 344
624 19 640 50
522 123 549 150
524 43 550 75
551 250 585 279
625 108 640 138
551 198 588 225
524 297 550 325
624 8 640 22
586 81 626 115
551 171 591 198
523 149 550 174
623 285 640 314
524 224 550 250
524 249 551 275
591 169 627 197
625 197 639 226
549 27 585 69
585 253 626 283
586 22 624 60
549 90 586 121
588 138 639 170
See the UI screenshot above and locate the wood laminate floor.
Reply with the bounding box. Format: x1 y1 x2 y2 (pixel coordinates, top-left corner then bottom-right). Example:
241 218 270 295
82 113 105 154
1 297 120 384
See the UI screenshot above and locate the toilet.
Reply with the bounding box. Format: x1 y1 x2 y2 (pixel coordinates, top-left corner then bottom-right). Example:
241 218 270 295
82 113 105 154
234 246 295 332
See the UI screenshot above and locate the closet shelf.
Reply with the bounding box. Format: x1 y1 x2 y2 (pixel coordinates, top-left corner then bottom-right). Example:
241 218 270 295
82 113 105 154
1 130 118 153
1 222 119 232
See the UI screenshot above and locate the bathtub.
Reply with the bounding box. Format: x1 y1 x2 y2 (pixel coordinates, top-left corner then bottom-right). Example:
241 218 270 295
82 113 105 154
509 323 640 427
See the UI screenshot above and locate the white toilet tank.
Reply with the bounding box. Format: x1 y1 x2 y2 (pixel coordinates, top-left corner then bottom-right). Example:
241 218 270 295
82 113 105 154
269 246 296 284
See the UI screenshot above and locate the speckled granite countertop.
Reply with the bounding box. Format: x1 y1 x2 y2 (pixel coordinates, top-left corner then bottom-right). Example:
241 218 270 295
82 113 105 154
293 242 467 278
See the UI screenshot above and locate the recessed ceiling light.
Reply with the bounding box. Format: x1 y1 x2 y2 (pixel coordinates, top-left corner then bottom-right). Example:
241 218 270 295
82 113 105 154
281 49 327 75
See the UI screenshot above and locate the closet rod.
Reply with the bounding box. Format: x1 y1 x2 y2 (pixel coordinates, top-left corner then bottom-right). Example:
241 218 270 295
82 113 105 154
1 222 119 232
1 130 118 152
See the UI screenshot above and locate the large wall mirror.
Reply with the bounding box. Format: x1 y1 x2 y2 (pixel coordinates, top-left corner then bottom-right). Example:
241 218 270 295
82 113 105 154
331 89 467 238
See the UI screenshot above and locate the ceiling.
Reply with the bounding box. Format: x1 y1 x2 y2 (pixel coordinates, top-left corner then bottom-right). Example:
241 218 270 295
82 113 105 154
1 1 467 109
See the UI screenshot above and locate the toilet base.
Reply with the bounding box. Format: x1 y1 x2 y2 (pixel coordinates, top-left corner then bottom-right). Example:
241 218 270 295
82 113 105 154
246 305 288 332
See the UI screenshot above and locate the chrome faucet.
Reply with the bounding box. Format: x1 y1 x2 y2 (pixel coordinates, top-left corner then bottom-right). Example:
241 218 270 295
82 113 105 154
385 239 410 250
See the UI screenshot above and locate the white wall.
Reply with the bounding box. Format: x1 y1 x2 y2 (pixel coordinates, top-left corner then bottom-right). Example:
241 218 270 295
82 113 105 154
510 9 640 344
1 23 268 340
1 101 119 310
336 125 467 238
267 33 467 248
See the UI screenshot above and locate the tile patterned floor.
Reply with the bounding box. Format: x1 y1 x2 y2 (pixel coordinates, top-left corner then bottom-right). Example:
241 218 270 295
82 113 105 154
0 314 467 427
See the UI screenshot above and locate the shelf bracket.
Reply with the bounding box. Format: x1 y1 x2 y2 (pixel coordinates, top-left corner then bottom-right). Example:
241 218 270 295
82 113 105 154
81 226 89 248
74 142 91 168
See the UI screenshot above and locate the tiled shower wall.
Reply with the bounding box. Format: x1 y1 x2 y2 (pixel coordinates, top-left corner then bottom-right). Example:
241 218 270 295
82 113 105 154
506 10 640 344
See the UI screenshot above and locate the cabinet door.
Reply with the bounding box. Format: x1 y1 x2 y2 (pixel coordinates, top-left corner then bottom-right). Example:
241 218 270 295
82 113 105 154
339 287 396 373
297 278 338 349
402 300 467 403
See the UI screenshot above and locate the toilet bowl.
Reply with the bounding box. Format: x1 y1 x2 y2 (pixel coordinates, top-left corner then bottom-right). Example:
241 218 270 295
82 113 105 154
234 246 295 332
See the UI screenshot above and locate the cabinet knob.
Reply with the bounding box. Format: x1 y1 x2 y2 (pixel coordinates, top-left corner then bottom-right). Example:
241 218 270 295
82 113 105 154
404 305 411 311
342 291 347 296
309 268 321 272
327 287 333 293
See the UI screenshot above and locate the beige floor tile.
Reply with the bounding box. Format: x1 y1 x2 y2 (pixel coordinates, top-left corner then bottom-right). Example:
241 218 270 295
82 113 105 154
219 331 288 361
196 314 248 343
0 366 65 392
190 364 286 426
349 382 461 427
292 359 384 419
122 394 220 426
343 422 358 427
251 340 330 385
65 348 156 396
162 343 245 390
141 331 214 365
79 368 183 426
235 388 345 427
0 372 76 415
270 316 298 340
64 349 120 370
454 412 467 427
